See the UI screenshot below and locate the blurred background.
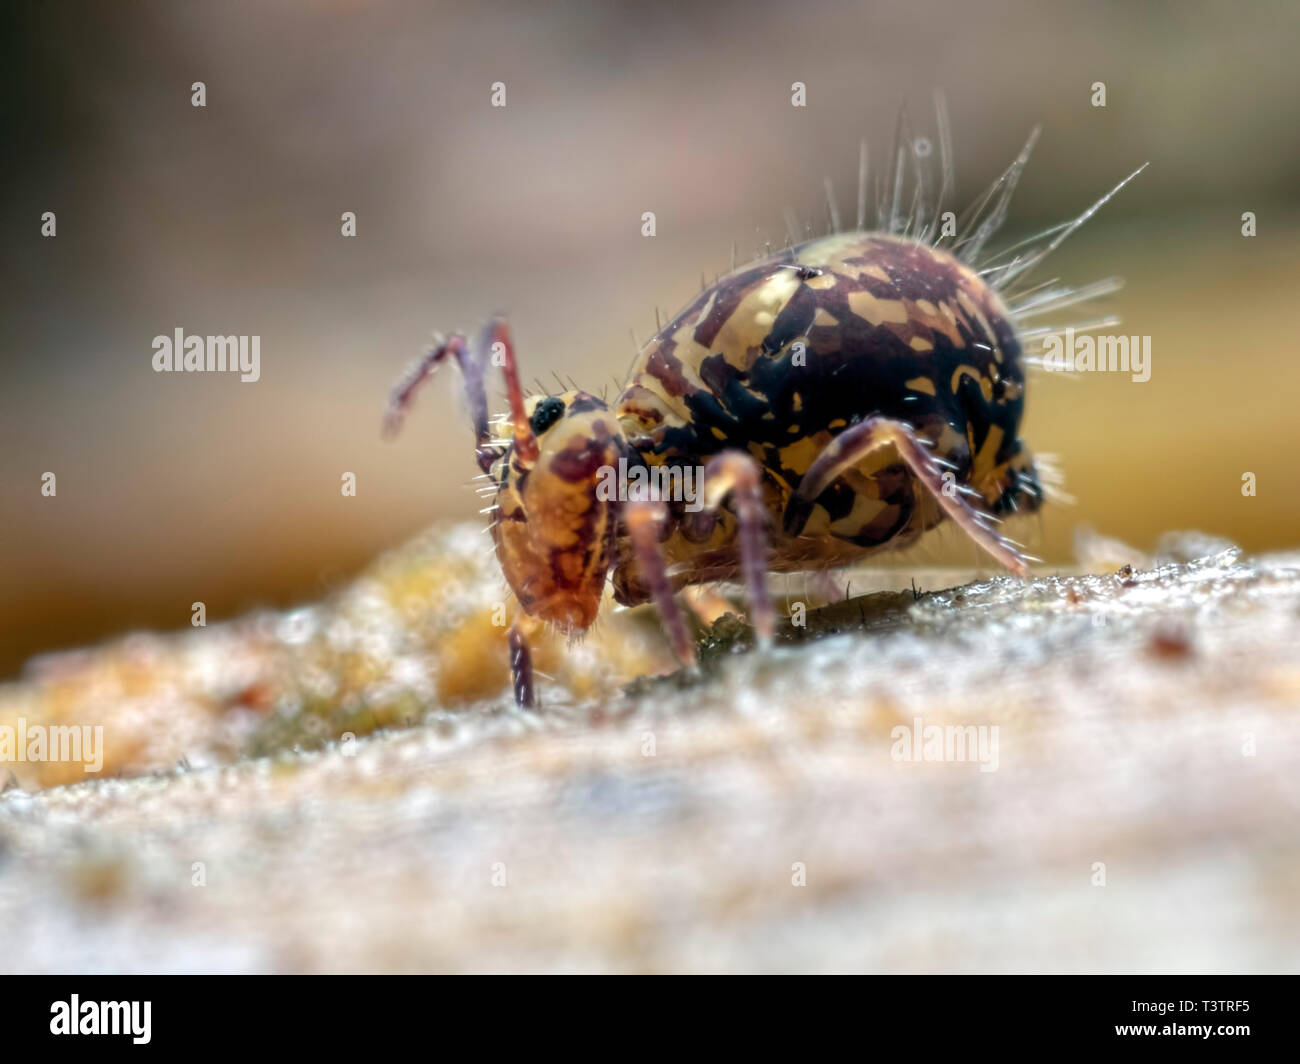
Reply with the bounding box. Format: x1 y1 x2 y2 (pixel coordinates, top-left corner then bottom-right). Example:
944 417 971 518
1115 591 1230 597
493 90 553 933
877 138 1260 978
3 0 1299 678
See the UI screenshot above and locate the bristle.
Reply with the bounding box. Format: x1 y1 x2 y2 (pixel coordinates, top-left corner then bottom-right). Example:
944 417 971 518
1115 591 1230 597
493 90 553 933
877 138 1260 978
997 274 1062 305
1008 277 1125 321
1016 314 1120 342
905 181 923 240
953 125 1040 266
783 206 801 246
824 177 842 233
856 139 868 231
992 162 1149 288
1021 357 1082 379
907 122 930 238
976 220 1075 276
926 90 955 245
1033 451 1075 506
885 107 908 234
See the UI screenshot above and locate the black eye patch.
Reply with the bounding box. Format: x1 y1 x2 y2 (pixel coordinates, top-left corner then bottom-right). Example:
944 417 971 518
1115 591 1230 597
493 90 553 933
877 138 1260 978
529 396 566 435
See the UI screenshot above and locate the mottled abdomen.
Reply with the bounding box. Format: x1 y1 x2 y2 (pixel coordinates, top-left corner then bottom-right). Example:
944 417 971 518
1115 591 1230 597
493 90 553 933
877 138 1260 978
615 232 1040 578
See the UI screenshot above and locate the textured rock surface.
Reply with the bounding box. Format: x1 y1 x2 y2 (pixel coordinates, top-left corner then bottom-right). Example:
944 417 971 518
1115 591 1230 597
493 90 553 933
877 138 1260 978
1 527 1298 972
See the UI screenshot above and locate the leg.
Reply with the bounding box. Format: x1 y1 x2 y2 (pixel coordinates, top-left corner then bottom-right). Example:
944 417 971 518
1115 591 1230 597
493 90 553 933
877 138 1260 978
785 416 1034 577
703 451 776 648
508 620 536 708
384 332 485 441
384 316 538 472
624 500 698 669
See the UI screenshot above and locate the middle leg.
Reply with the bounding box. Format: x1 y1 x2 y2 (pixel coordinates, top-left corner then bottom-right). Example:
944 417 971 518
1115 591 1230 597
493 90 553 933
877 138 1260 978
703 451 776 648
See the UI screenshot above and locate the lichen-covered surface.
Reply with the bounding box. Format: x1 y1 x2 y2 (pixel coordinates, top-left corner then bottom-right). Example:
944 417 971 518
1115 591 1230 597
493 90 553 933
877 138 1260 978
1 526 1298 972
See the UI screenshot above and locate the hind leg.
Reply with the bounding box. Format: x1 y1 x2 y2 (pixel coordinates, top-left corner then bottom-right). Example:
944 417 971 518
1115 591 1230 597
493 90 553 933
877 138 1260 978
783 416 1035 577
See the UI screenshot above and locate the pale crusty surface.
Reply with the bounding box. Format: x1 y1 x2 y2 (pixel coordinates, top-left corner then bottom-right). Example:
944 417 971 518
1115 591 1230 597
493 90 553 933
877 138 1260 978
1 527 1298 972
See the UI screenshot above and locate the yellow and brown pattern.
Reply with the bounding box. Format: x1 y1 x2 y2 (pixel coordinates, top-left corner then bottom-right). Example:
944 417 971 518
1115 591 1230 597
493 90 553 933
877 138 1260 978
610 233 1041 604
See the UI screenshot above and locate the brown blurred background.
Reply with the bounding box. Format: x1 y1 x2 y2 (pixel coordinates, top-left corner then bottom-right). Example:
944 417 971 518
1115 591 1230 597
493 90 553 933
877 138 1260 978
3 0 1299 678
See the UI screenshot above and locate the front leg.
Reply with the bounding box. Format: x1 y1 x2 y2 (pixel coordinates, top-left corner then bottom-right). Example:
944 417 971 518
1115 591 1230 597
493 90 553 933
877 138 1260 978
508 620 536 708
784 416 1034 577
624 500 699 670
